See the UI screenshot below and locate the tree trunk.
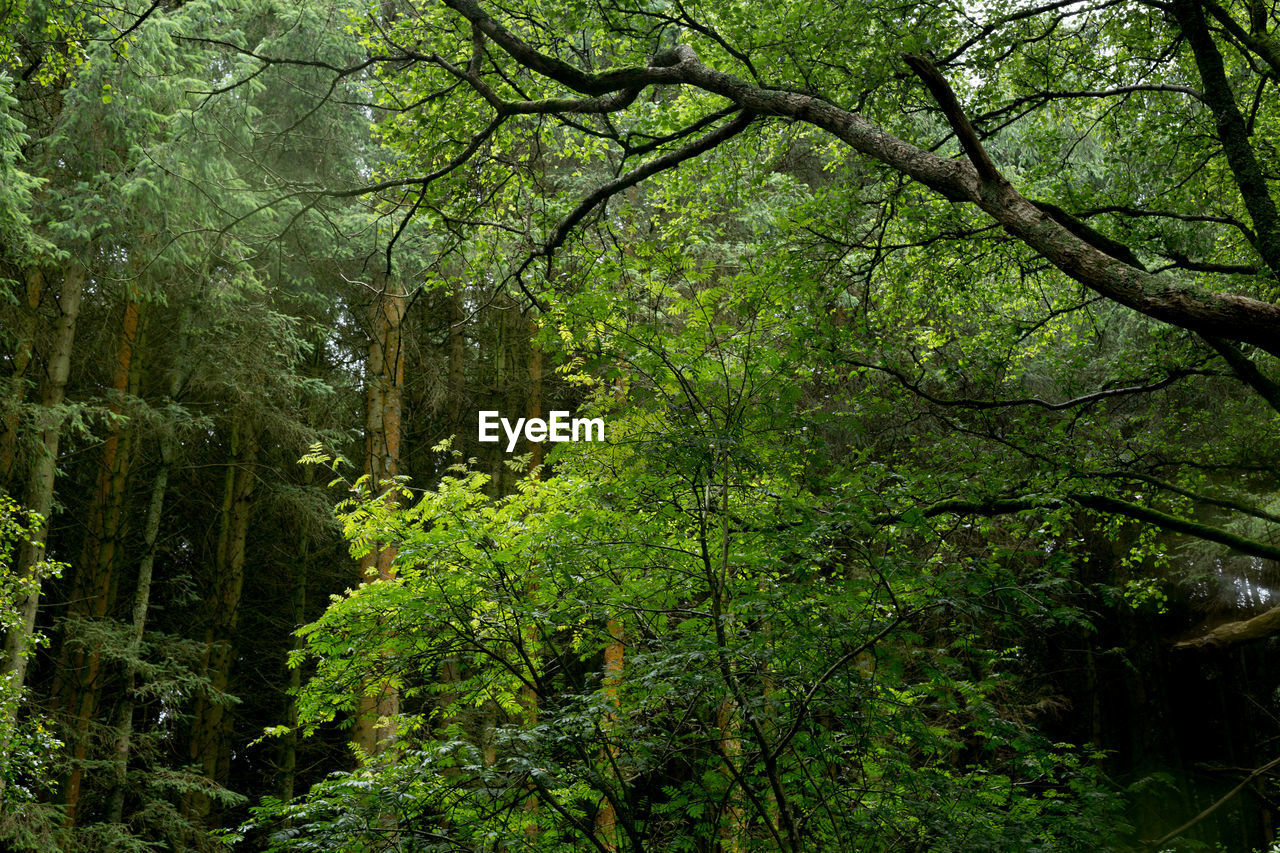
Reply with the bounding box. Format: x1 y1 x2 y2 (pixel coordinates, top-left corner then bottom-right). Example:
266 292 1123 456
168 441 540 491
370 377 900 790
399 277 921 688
279 447 318 803
106 307 189 824
1177 606 1280 650
0 266 45 489
62 294 143 826
488 300 509 497
105 428 172 825
717 697 746 853
527 313 543 471
0 263 84 742
596 618 625 851
280 335 329 800
448 286 465 431
279 534 307 803
352 272 406 756
185 416 258 823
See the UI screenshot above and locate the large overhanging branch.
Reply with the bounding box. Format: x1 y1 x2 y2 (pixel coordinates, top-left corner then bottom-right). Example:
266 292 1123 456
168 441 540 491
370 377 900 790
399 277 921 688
848 359 1217 411
883 492 1280 648
499 109 755 310
1200 335 1280 413
1103 471 1280 527
1175 607 1280 650
901 490 1280 651
889 494 1280 564
1197 0 1280 79
539 110 755 260
440 0 1280 357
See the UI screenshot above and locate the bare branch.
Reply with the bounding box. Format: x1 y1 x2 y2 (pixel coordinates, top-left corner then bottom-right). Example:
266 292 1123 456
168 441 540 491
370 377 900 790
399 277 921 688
891 494 1280 563
1150 755 1280 845
110 0 164 44
541 110 755 260
442 0 697 95
1081 205 1257 244
1173 0 1280 276
850 359 1214 411
1200 334 1280 413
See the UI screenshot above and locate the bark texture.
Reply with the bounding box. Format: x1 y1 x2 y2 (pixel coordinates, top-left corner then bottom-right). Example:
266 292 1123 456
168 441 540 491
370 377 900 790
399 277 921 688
0 263 84 735
1176 607 1280 650
352 272 406 756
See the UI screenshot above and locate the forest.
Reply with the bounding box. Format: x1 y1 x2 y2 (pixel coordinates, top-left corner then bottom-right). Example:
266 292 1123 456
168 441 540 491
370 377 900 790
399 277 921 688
3 0 1280 849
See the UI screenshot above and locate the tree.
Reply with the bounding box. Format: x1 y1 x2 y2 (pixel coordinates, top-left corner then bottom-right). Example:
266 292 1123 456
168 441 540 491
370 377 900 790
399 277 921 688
0 491 64 808
260 265 1135 849
205 0 1280 590
236 0 1280 847
341 0 1280 627
228 0 1276 354
3 0 1280 848
1 0 382 845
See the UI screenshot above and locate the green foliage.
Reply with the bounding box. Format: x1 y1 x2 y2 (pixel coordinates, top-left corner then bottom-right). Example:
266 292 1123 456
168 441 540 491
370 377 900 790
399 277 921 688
5 0 1280 848
0 73 51 268
257 273 1133 850
0 490 66 845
